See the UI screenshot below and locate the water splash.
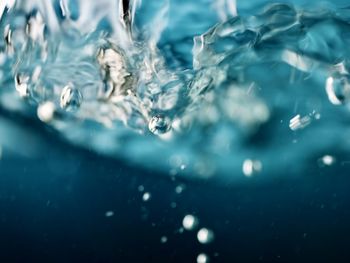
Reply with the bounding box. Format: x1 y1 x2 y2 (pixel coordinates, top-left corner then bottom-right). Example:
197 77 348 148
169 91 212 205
1 1 350 182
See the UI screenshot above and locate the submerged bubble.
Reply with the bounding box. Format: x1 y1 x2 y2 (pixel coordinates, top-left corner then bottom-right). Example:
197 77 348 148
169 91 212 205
197 253 210 263
318 155 336 167
148 115 171 135
182 215 199 231
197 228 214 244
160 236 168 243
325 75 350 105
105 211 114 217
242 159 262 177
37 101 55 123
60 84 83 111
142 192 151 202
175 184 185 194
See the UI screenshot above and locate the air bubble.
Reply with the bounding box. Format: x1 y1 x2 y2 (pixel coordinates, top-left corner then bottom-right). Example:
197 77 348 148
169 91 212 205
325 75 350 105
197 228 214 244
197 253 210 263
142 192 151 202
105 211 114 217
242 159 262 177
182 214 199 231
160 236 168 243
148 115 171 135
37 102 55 123
60 84 83 111
318 155 336 167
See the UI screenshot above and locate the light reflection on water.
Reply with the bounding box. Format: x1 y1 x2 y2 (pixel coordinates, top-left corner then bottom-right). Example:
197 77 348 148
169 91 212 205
1 0 350 182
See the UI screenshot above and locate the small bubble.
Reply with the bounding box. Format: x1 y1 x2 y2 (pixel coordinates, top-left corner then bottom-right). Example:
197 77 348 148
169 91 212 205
160 236 168 243
182 215 199 231
242 159 262 177
319 155 336 167
37 102 55 123
105 211 114 217
170 202 177 208
197 253 210 263
142 192 151 202
148 115 171 135
325 75 350 105
138 185 145 192
60 84 83 111
175 184 185 194
197 228 214 244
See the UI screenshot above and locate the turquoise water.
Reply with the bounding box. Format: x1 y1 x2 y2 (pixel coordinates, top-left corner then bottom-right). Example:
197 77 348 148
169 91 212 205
2 1 350 182
2 0 350 262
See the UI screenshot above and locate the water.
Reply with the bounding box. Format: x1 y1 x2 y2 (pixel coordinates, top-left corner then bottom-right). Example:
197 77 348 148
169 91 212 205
2 0 350 262
2 1 350 183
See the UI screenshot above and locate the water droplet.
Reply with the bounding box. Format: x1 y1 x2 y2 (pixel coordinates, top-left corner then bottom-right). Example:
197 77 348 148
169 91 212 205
325 75 350 105
148 115 171 135
242 159 262 177
142 192 151 202
105 211 114 217
197 253 210 263
182 215 199 231
60 84 83 111
37 102 55 123
197 228 214 244
160 236 168 243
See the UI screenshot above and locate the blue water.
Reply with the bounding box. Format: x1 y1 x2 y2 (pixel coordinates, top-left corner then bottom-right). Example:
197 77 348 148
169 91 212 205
2 0 350 262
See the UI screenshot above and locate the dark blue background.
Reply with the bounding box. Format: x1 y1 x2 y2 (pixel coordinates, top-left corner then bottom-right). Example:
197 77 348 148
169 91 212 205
1 109 350 263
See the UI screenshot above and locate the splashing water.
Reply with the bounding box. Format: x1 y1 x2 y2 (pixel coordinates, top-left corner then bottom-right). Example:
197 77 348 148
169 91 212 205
1 0 350 182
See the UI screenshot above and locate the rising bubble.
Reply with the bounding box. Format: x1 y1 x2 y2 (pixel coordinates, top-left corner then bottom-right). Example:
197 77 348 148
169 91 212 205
197 228 214 244
197 253 210 263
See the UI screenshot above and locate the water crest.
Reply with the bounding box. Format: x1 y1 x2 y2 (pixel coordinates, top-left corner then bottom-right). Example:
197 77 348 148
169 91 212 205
1 1 350 181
